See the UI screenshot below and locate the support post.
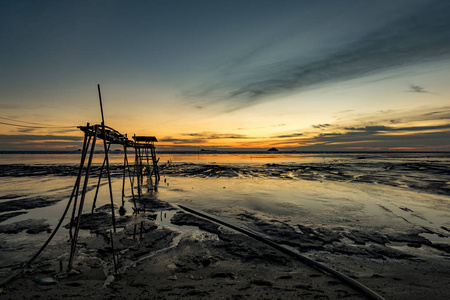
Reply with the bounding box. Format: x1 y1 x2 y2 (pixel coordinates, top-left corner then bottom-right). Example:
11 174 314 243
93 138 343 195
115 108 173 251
121 144 127 207
134 138 142 200
91 142 111 213
125 150 137 211
68 125 98 270
98 84 117 233
69 124 91 240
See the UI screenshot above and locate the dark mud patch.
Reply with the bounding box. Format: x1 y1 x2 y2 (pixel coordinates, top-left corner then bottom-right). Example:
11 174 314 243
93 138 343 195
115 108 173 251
0 194 27 200
162 163 241 178
233 210 424 261
170 211 290 265
386 232 432 247
0 164 125 178
171 211 221 235
0 196 61 213
0 218 51 234
94 204 118 213
331 243 414 259
0 211 28 223
135 194 176 211
236 212 335 251
430 243 450 254
344 229 389 245
160 160 450 196
217 233 290 265
441 226 450 233
64 212 131 233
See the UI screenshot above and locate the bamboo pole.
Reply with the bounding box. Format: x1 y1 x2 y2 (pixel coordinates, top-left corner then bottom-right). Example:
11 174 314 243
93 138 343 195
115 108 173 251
134 137 142 201
68 125 98 270
122 144 127 207
91 142 111 213
138 146 143 187
125 150 137 211
98 85 117 233
69 125 91 239
102 136 116 232
145 146 152 191
0 125 93 287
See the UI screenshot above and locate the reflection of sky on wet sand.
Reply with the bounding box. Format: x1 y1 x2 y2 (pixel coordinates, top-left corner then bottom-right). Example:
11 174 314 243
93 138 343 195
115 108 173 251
0 153 324 166
1 152 449 251
2 151 422 166
1 151 448 165
159 175 450 235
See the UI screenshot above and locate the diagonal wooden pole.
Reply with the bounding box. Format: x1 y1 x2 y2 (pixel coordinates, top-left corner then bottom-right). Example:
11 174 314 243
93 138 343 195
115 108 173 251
125 148 137 211
122 144 127 207
68 125 98 270
91 142 111 213
69 125 91 240
98 84 117 233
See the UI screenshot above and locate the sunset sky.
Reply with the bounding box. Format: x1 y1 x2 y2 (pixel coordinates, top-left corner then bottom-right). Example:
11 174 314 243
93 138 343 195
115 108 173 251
1 0 449 151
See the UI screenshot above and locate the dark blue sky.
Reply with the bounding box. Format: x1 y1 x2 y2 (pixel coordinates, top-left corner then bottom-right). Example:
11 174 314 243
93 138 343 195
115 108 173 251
1 0 449 151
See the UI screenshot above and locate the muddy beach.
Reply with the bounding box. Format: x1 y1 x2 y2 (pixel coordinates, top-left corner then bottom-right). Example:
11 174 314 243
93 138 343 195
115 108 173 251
0 152 449 299
0 205 449 299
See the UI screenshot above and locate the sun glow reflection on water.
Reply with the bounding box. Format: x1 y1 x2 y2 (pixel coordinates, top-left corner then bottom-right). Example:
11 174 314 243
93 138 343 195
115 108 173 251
0 152 449 243
0 152 327 166
158 174 450 232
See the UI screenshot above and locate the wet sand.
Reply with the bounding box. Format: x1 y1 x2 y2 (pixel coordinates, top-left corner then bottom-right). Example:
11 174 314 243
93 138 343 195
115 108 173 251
1 153 449 299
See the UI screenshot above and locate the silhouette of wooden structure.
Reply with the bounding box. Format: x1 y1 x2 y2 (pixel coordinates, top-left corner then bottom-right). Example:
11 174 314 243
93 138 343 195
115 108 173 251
133 135 160 196
67 85 160 270
0 85 162 285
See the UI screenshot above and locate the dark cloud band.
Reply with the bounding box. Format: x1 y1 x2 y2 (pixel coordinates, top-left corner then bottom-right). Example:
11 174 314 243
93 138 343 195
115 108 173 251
228 2 450 101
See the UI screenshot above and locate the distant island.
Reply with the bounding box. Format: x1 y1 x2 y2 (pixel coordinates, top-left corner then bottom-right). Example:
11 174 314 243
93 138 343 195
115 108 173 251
267 147 279 152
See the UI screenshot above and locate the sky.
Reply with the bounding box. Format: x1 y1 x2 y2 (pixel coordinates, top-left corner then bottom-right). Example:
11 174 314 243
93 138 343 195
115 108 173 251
1 0 449 151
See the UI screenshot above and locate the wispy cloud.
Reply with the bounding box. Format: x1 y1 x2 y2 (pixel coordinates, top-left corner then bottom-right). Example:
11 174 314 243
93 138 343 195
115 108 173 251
232 2 449 99
311 128 449 147
0 134 82 142
344 124 450 133
181 132 250 139
407 84 428 93
0 134 83 150
158 106 450 150
197 2 450 108
265 106 450 151
17 128 36 133
273 132 303 139
161 132 253 145
312 124 331 129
